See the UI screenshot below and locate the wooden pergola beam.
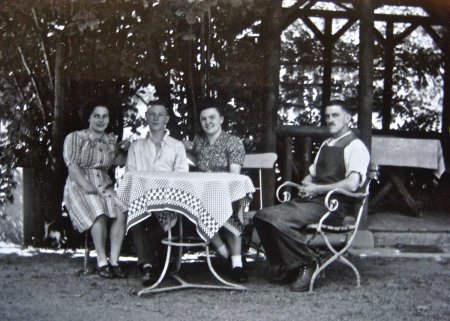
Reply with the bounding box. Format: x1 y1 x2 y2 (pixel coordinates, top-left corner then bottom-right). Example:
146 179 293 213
282 8 443 25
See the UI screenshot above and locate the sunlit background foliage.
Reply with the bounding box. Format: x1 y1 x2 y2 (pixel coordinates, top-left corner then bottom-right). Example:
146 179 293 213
0 0 445 220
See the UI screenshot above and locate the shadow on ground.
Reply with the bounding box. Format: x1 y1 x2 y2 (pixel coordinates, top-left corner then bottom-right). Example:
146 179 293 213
0 249 449 321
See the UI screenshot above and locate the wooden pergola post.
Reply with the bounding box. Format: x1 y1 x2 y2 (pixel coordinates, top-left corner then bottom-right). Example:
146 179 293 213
261 1 282 206
357 0 375 229
321 16 333 119
357 0 374 149
381 22 394 131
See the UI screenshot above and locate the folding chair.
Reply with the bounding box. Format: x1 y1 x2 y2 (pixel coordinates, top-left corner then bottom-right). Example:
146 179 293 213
242 153 278 253
276 164 377 292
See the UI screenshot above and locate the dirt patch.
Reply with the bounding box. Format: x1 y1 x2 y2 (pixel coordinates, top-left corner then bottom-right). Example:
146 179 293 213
0 248 449 321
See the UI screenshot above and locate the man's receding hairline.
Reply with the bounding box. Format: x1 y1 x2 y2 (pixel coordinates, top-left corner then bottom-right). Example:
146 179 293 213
325 103 351 115
146 104 168 114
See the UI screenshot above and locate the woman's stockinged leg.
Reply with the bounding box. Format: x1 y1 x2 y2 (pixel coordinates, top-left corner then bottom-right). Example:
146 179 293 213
224 230 245 270
90 215 108 267
109 209 126 266
210 233 229 259
224 230 241 257
223 229 248 282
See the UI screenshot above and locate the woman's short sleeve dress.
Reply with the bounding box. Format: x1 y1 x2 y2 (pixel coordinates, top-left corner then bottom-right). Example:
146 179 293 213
63 130 126 232
192 132 247 235
192 132 245 173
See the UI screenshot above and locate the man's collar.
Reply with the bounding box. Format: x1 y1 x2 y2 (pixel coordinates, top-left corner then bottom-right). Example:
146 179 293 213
332 130 351 141
147 129 170 138
326 130 351 145
147 129 170 141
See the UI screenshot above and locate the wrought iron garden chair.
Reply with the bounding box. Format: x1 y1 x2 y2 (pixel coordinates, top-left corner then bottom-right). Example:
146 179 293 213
242 153 278 254
276 164 377 292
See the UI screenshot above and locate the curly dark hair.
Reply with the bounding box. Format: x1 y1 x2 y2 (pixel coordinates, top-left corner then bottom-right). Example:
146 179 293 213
82 103 110 125
198 98 225 117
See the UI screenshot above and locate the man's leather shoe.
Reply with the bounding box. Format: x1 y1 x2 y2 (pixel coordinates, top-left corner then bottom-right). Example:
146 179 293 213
270 267 300 284
110 264 127 279
230 267 248 283
142 266 159 287
97 265 114 279
290 263 316 292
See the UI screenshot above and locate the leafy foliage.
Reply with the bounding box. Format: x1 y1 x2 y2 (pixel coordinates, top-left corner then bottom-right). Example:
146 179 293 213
0 1 446 224
0 133 16 208
280 16 444 132
280 21 324 125
0 0 269 221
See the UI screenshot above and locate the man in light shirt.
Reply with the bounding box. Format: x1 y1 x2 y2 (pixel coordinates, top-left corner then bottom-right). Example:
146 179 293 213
254 100 370 292
126 101 188 286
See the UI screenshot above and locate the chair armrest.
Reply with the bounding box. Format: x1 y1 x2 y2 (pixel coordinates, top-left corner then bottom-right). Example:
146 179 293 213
277 181 371 231
277 183 368 204
324 188 368 212
316 186 371 232
276 181 302 203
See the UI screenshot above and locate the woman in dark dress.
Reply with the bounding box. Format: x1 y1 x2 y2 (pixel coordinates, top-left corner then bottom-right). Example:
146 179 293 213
184 100 248 283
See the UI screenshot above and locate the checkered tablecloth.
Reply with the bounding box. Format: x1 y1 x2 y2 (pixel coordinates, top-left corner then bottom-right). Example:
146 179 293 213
117 171 255 240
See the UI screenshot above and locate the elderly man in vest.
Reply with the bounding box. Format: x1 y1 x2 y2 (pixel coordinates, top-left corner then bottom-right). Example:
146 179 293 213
253 100 370 292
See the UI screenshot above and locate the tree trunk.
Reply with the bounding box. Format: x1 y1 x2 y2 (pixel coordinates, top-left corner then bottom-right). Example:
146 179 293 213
51 38 69 185
23 168 42 245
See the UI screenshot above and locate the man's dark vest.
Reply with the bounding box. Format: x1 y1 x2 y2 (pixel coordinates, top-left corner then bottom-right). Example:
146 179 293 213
314 132 358 185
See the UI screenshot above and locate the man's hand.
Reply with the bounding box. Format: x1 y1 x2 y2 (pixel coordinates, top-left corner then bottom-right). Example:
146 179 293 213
298 182 319 199
117 140 131 152
182 140 194 151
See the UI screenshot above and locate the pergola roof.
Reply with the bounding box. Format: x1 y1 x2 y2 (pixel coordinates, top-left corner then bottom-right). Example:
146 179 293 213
383 0 450 25
286 0 450 27
367 0 449 26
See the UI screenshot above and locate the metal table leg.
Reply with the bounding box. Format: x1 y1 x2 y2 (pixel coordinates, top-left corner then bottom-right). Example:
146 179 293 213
138 217 247 296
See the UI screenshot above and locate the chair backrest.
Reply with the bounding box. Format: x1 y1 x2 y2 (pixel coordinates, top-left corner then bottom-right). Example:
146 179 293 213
367 162 379 181
242 153 277 209
352 162 378 222
350 162 377 212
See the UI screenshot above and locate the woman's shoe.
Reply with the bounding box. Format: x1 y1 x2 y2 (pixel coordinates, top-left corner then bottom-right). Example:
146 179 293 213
97 265 115 279
110 264 127 279
230 266 248 283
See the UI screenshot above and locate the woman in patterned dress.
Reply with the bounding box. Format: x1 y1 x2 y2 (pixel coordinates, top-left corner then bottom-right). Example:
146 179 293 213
63 105 128 279
184 100 248 283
